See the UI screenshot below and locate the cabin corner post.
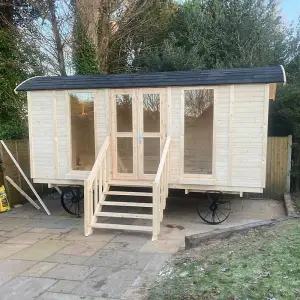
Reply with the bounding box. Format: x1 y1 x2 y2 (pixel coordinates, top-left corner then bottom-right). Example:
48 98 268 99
84 178 93 236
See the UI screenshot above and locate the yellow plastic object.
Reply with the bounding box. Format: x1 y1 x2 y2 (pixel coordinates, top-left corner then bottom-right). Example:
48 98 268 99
0 185 10 212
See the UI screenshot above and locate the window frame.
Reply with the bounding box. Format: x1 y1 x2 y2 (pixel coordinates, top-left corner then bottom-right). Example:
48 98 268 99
179 86 217 184
67 90 97 175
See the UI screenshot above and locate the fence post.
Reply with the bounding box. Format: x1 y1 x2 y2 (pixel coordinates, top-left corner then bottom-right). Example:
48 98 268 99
286 135 292 193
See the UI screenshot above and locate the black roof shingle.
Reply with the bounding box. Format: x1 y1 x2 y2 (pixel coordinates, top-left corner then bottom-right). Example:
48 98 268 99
16 65 286 91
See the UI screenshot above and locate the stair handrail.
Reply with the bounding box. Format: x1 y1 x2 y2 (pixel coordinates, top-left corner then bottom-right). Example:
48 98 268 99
152 135 171 240
154 136 171 184
87 136 110 189
84 136 111 236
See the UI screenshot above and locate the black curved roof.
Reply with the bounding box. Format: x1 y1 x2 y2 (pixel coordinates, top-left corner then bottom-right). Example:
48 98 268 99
16 65 286 92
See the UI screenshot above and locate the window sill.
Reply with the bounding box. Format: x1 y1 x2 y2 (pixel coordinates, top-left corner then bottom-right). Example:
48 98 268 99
179 177 215 185
65 171 90 180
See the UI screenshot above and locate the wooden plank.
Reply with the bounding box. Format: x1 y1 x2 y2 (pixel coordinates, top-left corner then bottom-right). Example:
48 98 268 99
95 212 153 219
99 201 153 208
5 176 40 210
0 140 51 215
227 85 234 185
91 223 152 232
108 180 152 187
286 135 292 193
154 136 171 184
104 191 152 197
269 83 277 100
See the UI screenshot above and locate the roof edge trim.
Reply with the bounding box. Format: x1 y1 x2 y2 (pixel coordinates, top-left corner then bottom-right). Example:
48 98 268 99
14 76 45 94
280 65 287 85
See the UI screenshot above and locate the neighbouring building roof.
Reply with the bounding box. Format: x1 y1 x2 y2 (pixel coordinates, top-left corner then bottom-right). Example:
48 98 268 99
16 65 286 92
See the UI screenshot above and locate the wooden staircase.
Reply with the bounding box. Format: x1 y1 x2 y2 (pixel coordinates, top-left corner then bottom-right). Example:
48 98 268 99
84 136 171 241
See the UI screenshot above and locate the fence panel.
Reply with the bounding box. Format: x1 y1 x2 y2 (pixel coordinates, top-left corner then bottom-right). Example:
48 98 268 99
264 136 291 198
0 139 47 206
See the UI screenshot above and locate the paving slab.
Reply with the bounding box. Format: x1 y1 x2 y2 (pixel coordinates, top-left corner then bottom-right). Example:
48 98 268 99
143 253 172 272
0 276 56 300
0 218 32 231
45 253 90 265
60 229 118 242
11 238 72 261
102 241 142 251
3 232 51 245
48 279 81 293
121 286 146 300
42 264 97 281
139 239 183 253
58 241 107 257
0 243 29 259
73 267 140 298
2 226 31 238
27 219 76 229
37 292 113 300
0 259 37 286
84 250 154 270
131 270 158 288
22 262 57 277
111 232 150 245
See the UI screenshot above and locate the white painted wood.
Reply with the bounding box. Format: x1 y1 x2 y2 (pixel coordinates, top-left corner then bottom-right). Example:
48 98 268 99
286 135 292 193
99 201 153 208
104 191 152 197
5 176 40 210
108 180 152 187
95 212 153 219
91 223 152 232
0 140 51 215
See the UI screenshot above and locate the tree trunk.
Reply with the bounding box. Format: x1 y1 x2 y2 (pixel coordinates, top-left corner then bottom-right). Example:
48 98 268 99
48 0 67 76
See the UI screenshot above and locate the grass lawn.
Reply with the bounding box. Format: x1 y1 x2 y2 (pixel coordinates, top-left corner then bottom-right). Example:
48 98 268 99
147 219 300 300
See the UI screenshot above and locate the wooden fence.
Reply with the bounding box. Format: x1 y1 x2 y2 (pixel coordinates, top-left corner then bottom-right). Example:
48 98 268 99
0 139 47 206
264 136 292 198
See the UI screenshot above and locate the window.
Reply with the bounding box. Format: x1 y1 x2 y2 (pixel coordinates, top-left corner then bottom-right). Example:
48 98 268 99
184 89 214 175
70 92 95 171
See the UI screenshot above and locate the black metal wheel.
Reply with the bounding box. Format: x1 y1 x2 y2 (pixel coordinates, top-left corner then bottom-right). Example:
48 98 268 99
197 191 231 224
61 186 84 216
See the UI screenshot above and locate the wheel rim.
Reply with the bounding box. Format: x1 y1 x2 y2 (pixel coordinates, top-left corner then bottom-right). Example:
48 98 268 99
197 192 231 224
61 187 84 216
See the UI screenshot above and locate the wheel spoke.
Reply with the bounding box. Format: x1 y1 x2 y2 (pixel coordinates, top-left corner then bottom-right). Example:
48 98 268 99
217 208 228 218
215 210 221 222
203 210 211 220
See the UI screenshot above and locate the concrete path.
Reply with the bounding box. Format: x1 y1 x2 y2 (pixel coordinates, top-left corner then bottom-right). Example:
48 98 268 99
0 192 285 299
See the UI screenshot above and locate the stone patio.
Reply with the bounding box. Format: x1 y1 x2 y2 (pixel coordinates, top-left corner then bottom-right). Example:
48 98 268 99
0 192 285 300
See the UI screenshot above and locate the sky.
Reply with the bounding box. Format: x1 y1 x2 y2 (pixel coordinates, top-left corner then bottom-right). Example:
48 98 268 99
281 0 300 23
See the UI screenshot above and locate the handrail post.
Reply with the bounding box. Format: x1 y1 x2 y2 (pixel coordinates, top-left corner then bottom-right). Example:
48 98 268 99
84 179 93 236
152 182 160 241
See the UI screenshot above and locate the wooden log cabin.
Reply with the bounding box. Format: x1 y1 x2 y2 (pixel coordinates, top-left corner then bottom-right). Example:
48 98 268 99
16 65 286 240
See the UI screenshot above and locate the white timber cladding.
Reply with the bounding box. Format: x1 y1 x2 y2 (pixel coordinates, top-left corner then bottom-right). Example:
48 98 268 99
29 89 108 180
29 84 269 193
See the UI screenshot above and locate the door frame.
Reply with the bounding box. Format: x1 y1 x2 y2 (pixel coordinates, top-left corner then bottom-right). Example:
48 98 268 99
111 88 166 181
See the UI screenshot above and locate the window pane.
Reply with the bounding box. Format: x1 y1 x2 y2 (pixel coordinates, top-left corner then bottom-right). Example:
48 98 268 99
70 92 95 171
143 94 160 132
117 137 133 173
184 89 214 174
116 94 132 132
144 138 160 174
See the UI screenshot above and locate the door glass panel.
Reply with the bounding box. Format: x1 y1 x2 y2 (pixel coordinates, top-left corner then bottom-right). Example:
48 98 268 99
70 92 95 170
143 94 160 132
144 138 160 174
117 137 133 173
116 94 132 132
184 89 214 174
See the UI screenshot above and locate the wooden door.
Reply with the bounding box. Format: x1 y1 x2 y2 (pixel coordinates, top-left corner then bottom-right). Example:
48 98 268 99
111 88 165 181
138 88 165 180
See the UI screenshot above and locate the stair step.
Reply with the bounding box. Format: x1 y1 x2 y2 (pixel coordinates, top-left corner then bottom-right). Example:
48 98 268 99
91 223 152 232
104 191 152 197
109 180 153 187
95 212 153 219
99 201 153 208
